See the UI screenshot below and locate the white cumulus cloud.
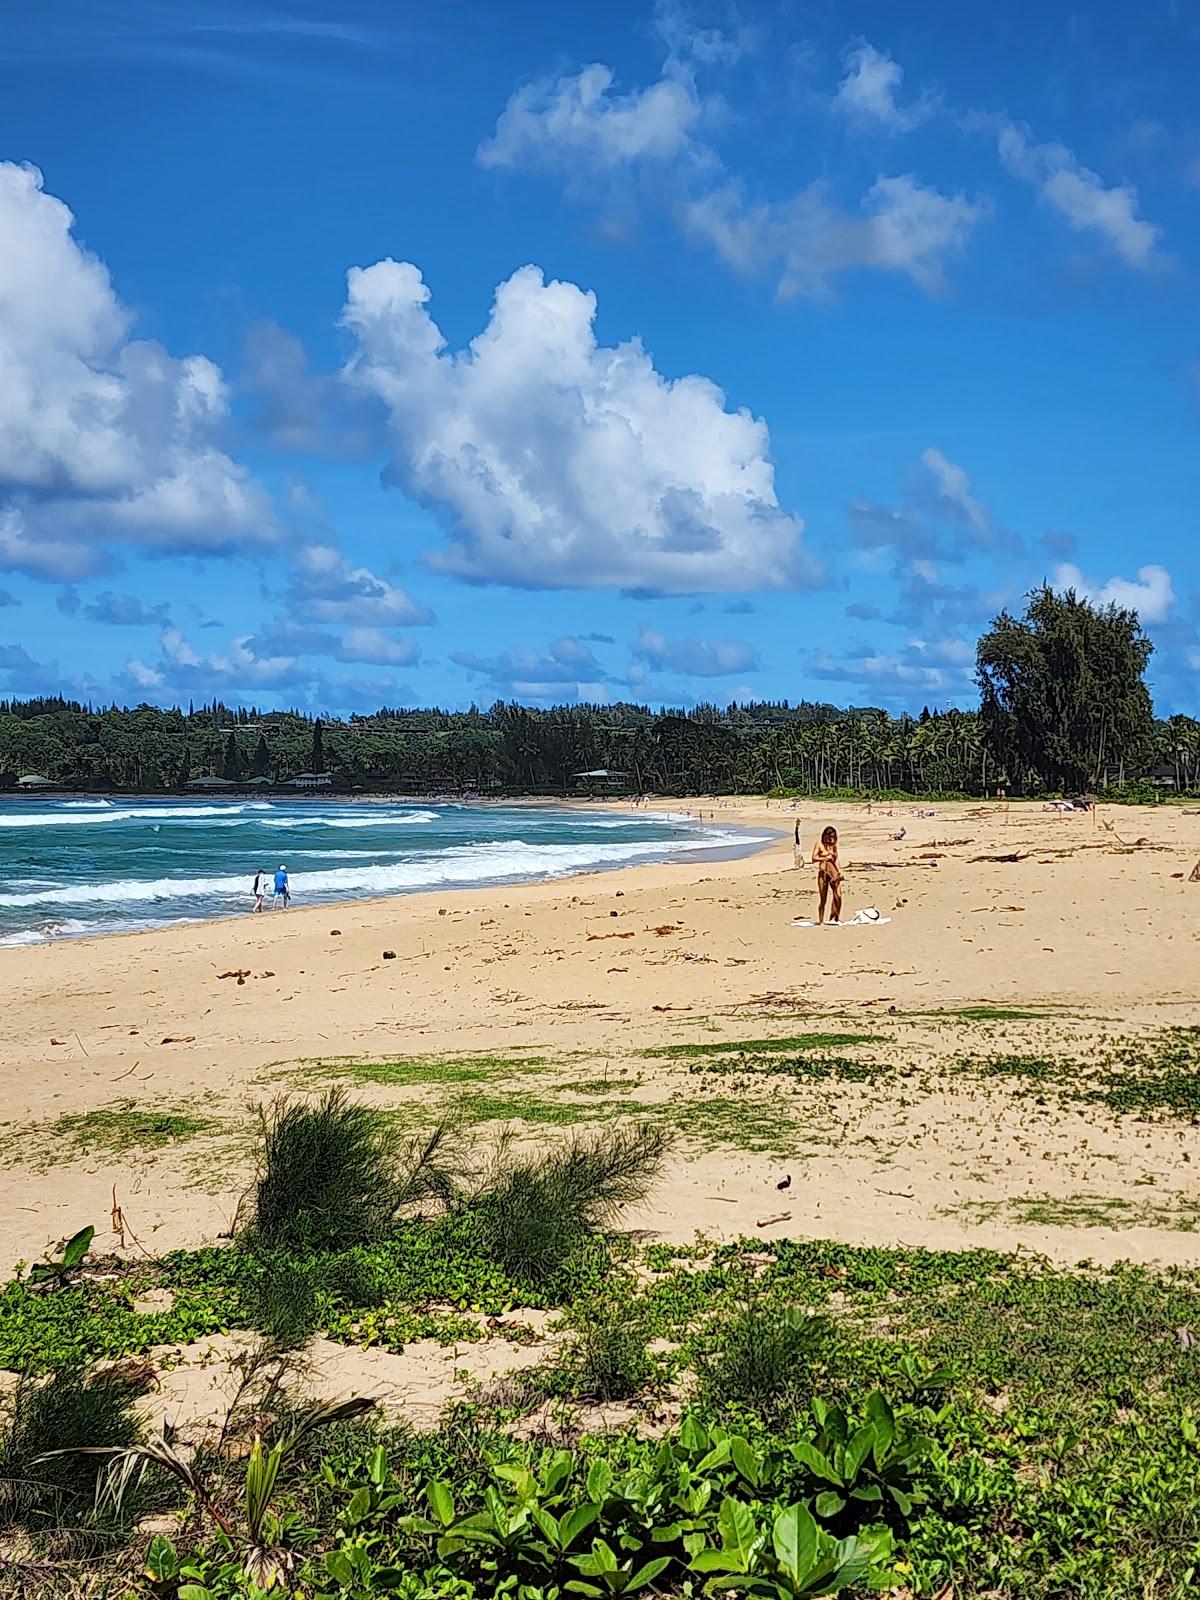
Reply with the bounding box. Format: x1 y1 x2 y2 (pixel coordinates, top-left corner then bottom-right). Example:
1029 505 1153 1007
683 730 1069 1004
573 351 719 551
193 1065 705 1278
834 42 934 133
478 61 704 174
1052 561 1175 622
340 261 817 594
0 162 273 580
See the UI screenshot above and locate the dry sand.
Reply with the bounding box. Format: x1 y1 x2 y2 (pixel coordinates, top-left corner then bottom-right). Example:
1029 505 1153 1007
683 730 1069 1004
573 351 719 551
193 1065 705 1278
2 795 1199 1285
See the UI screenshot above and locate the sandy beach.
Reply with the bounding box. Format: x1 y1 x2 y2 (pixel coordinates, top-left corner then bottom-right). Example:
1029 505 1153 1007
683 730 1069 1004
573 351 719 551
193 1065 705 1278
2 795 1198 1282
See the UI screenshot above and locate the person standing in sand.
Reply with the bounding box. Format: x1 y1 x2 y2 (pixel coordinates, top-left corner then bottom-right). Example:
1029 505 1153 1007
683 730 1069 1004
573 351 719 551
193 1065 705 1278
252 869 268 914
811 826 843 925
273 864 290 910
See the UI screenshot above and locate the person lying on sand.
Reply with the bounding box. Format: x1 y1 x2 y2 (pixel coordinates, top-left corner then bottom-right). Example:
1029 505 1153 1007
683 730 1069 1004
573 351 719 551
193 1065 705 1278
811 825 843 926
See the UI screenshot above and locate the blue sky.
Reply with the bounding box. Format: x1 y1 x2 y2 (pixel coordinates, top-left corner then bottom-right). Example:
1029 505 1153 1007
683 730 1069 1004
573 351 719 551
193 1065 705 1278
0 0 1197 715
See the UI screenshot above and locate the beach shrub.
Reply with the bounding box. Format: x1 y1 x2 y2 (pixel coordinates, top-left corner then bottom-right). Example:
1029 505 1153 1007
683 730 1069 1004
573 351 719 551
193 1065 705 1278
696 1304 832 1414
547 1299 655 1402
242 1092 459 1252
464 1121 670 1287
0 1364 148 1537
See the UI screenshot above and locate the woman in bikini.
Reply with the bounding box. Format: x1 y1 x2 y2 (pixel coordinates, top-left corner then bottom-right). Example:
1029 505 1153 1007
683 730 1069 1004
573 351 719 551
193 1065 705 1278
811 825 843 926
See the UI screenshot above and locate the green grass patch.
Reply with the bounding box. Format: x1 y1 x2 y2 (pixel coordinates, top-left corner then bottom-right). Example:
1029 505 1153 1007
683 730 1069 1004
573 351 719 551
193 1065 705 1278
663 1093 800 1155
642 1031 879 1059
450 1089 615 1128
948 1028 1200 1120
284 1052 546 1089
554 1077 644 1096
6 1100 221 1168
687 1052 888 1085
10 1225 1200 1597
953 1190 1200 1233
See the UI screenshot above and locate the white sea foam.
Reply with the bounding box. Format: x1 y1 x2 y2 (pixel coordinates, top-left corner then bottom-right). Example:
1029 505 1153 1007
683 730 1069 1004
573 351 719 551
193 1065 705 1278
0 804 439 830
0 917 94 945
0 804 254 827
0 831 767 911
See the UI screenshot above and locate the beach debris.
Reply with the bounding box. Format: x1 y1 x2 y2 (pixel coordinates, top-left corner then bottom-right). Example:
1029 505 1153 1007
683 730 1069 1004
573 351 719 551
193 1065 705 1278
1189 862 1200 883
587 930 636 941
653 1003 692 1012
217 968 251 985
160 1035 195 1045
969 850 1028 863
776 1175 792 1191
756 1211 791 1228
382 950 397 960
331 929 342 936
651 923 682 935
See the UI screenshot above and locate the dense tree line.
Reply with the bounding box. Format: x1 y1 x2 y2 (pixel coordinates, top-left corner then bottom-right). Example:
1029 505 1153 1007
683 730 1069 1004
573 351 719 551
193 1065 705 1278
1 694 1196 798
1 591 1196 797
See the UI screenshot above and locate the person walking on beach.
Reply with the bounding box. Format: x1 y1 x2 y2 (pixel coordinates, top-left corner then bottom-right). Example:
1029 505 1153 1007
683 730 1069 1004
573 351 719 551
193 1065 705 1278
273 864 290 910
811 826 842 926
252 869 268 914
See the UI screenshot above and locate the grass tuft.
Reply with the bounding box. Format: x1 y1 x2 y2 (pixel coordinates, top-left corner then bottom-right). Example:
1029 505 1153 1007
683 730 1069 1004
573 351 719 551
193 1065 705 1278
241 1090 460 1253
0 1366 149 1538
695 1304 832 1414
465 1122 671 1287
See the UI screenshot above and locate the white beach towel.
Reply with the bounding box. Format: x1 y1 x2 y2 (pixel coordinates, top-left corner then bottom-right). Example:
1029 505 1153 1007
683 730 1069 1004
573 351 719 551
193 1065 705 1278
790 907 891 928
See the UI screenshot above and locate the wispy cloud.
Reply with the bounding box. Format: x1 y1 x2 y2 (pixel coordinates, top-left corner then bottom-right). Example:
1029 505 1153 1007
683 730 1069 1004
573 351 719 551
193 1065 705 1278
833 41 935 133
0 0 386 82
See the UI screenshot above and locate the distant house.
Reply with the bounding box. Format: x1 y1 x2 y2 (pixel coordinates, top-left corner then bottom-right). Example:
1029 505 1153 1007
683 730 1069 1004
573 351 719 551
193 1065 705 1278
187 776 236 790
573 768 629 787
283 772 333 790
17 773 59 789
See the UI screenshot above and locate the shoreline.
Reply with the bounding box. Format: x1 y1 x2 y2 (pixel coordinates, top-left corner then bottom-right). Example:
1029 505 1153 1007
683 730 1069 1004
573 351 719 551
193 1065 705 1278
0 796 784 951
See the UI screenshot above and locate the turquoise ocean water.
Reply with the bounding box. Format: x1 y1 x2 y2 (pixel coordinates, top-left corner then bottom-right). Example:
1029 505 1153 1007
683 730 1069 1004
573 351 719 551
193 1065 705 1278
0 798 769 945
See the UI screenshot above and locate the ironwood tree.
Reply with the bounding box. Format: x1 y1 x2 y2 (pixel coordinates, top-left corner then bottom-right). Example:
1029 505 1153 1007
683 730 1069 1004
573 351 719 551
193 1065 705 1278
976 585 1155 792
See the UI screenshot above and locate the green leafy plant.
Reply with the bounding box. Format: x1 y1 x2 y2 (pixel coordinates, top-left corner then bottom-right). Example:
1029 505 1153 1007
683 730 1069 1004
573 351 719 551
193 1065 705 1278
691 1498 895 1596
45 1394 375 1587
27 1225 95 1291
792 1392 932 1524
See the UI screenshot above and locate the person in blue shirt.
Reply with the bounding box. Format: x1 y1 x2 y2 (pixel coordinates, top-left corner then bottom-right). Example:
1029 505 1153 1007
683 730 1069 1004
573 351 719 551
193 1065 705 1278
273 865 290 909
